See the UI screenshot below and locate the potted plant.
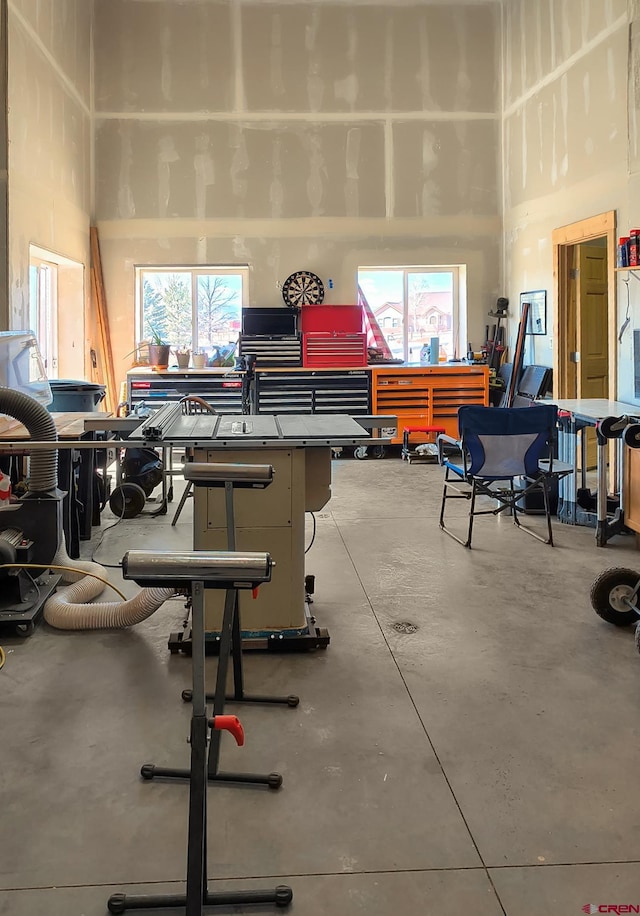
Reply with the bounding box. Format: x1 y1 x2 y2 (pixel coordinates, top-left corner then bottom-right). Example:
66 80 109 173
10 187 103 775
147 327 171 368
191 348 207 369
174 345 191 369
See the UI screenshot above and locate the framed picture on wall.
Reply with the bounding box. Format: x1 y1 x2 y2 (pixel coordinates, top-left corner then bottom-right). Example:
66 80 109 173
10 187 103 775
520 290 547 335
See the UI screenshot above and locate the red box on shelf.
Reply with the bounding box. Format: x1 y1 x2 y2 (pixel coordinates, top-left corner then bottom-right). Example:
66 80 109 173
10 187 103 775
303 332 368 368
300 305 363 335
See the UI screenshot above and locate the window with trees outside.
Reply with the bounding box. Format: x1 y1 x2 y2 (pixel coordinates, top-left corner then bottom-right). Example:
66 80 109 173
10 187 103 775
358 267 464 363
137 266 248 360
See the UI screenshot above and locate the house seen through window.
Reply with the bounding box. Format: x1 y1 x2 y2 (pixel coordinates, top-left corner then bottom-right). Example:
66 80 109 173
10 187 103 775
358 267 464 363
137 266 248 360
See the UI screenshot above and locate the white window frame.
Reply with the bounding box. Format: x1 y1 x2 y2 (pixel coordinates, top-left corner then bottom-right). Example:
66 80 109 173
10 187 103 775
135 265 249 351
358 265 466 362
29 254 59 378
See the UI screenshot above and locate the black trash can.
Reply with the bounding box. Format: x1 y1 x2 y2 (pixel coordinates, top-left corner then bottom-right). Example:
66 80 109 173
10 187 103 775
48 379 106 413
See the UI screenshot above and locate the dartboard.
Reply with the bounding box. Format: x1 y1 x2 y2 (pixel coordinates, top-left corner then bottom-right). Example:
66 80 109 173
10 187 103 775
281 271 325 307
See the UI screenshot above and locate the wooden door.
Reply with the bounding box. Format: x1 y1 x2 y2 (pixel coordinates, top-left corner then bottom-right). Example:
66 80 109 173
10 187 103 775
577 243 608 466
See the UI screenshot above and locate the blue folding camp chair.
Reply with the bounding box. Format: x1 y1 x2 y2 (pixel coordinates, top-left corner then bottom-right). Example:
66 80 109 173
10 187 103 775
437 404 572 548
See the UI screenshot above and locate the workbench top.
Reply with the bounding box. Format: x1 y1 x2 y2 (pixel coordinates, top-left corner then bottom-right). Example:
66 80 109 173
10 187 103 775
553 399 640 421
0 411 110 440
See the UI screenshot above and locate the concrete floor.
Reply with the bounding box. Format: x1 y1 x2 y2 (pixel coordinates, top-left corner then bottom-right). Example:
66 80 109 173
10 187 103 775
2 457 640 915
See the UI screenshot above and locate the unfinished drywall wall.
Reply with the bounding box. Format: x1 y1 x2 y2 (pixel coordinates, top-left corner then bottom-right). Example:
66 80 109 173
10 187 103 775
93 0 501 374
502 0 630 392
8 0 92 377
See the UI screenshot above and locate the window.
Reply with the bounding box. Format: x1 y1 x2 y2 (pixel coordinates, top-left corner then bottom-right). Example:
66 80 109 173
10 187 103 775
358 266 465 363
29 255 59 378
136 266 248 357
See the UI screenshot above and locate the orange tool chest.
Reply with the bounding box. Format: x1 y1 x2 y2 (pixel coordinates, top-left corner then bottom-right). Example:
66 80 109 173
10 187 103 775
372 365 489 445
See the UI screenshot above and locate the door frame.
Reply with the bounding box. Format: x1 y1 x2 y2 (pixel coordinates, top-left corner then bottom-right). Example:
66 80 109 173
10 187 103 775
552 210 617 399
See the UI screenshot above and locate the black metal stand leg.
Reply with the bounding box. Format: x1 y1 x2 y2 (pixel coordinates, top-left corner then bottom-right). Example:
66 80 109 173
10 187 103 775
182 590 299 708
108 886 293 913
183 482 299 709
109 581 293 915
141 588 284 790
171 479 193 526
205 589 284 789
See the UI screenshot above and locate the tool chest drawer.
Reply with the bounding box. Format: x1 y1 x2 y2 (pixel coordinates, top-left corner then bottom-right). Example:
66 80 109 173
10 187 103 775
372 366 489 443
239 335 302 367
127 371 243 413
303 333 368 368
255 369 371 415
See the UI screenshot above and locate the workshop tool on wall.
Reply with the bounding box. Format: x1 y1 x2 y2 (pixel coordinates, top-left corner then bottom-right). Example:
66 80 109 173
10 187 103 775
505 300 528 407
486 297 508 371
107 549 293 916
142 462 299 791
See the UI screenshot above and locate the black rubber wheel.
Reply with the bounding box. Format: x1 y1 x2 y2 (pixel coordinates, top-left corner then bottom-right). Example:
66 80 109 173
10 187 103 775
15 621 35 636
268 773 283 789
599 415 626 440
371 445 386 459
590 567 640 626
275 886 293 907
624 423 640 449
181 689 193 703
109 482 146 519
107 894 126 915
287 695 300 708
140 764 155 780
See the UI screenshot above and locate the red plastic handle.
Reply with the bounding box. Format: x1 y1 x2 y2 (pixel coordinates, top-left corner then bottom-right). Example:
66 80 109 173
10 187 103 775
252 587 259 599
211 715 245 746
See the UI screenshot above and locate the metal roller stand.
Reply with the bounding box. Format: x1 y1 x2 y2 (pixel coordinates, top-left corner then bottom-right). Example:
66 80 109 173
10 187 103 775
143 464 299 792
108 550 292 915
595 415 640 546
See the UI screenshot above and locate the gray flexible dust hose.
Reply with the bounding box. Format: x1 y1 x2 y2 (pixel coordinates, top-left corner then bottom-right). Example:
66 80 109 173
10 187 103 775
0 386 57 491
44 542 176 630
0 386 176 629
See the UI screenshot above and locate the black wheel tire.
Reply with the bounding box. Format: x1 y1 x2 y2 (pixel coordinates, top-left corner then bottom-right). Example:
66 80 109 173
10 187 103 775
15 621 35 636
371 445 386 459
635 622 640 655
624 423 640 449
287 695 300 708
181 689 193 703
107 895 126 915
268 773 283 789
599 415 625 440
140 764 155 780
590 567 640 626
275 886 293 907
109 482 146 519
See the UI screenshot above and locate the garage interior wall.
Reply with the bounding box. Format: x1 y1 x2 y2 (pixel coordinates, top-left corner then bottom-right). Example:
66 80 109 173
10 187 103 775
4 0 640 400
92 0 501 371
7 0 92 379
501 0 630 394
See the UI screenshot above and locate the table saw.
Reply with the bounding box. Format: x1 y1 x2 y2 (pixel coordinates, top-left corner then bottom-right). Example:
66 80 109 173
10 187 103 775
123 410 389 650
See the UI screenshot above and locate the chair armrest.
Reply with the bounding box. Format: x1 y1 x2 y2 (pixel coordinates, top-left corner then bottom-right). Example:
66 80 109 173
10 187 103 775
437 433 463 466
437 434 460 447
